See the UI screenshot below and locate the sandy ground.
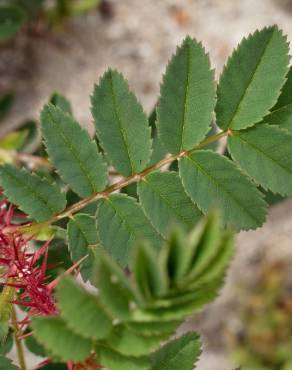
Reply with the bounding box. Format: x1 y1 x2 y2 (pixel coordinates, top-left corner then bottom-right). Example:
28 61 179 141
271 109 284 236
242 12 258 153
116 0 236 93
2 0 292 369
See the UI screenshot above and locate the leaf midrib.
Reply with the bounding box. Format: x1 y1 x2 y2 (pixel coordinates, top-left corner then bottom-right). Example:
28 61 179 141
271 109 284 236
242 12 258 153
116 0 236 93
232 129 292 176
109 73 135 174
142 177 194 227
186 154 261 224
228 29 275 128
179 42 192 151
46 109 97 194
3 169 57 215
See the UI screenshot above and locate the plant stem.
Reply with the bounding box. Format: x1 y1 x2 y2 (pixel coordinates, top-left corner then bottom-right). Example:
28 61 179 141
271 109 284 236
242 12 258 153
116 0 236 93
11 307 27 370
12 130 228 235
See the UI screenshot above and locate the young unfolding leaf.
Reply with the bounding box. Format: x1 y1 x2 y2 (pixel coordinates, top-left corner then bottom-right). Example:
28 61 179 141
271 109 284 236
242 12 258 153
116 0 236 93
0 165 66 221
41 104 107 197
133 241 168 301
96 194 163 266
67 214 98 282
91 70 152 176
179 150 267 230
228 124 292 196
157 37 215 154
138 171 201 238
31 316 92 362
56 276 112 340
150 333 201 370
216 26 289 130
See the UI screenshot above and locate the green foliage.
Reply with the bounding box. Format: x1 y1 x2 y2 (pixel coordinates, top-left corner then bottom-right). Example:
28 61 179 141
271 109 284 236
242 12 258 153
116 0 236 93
96 194 163 266
41 104 107 197
157 36 215 154
151 333 201 370
31 316 92 362
216 26 289 130
228 124 292 196
138 171 202 238
32 213 233 368
0 5 25 42
265 67 292 133
0 286 14 340
0 164 66 221
179 150 267 230
91 70 152 176
2 26 292 369
67 214 98 282
0 356 19 370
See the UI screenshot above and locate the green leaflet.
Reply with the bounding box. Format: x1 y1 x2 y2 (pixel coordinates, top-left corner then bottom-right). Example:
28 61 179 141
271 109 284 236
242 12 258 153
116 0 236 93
50 92 72 115
138 171 202 238
0 131 28 151
108 324 167 356
0 285 14 340
67 214 98 282
0 5 25 42
41 104 107 198
0 165 66 222
216 26 290 130
0 331 13 355
56 276 112 340
95 345 149 370
31 316 92 362
179 150 267 230
265 67 292 132
95 251 135 321
91 69 152 176
228 124 292 196
132 241 169 302
0 356 19 370
96 194 163 266
150 333 201 370
157 37 215 154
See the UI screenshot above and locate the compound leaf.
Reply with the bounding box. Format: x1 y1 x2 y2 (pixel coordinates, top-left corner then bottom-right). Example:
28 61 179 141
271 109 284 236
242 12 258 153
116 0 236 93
67 214 98 282
91 70 151 176
56 276 112 340
138 171 202 238
0 165 66 222
157 37 215 154
31 316 92 362
41 104 107 198
151 332 201 370
179 150 267 230
216 26 290 130
96 194 163 266
228 124 292 196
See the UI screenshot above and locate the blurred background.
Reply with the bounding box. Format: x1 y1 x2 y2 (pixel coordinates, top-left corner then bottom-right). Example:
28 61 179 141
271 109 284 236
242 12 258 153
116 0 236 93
1 1 292 369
